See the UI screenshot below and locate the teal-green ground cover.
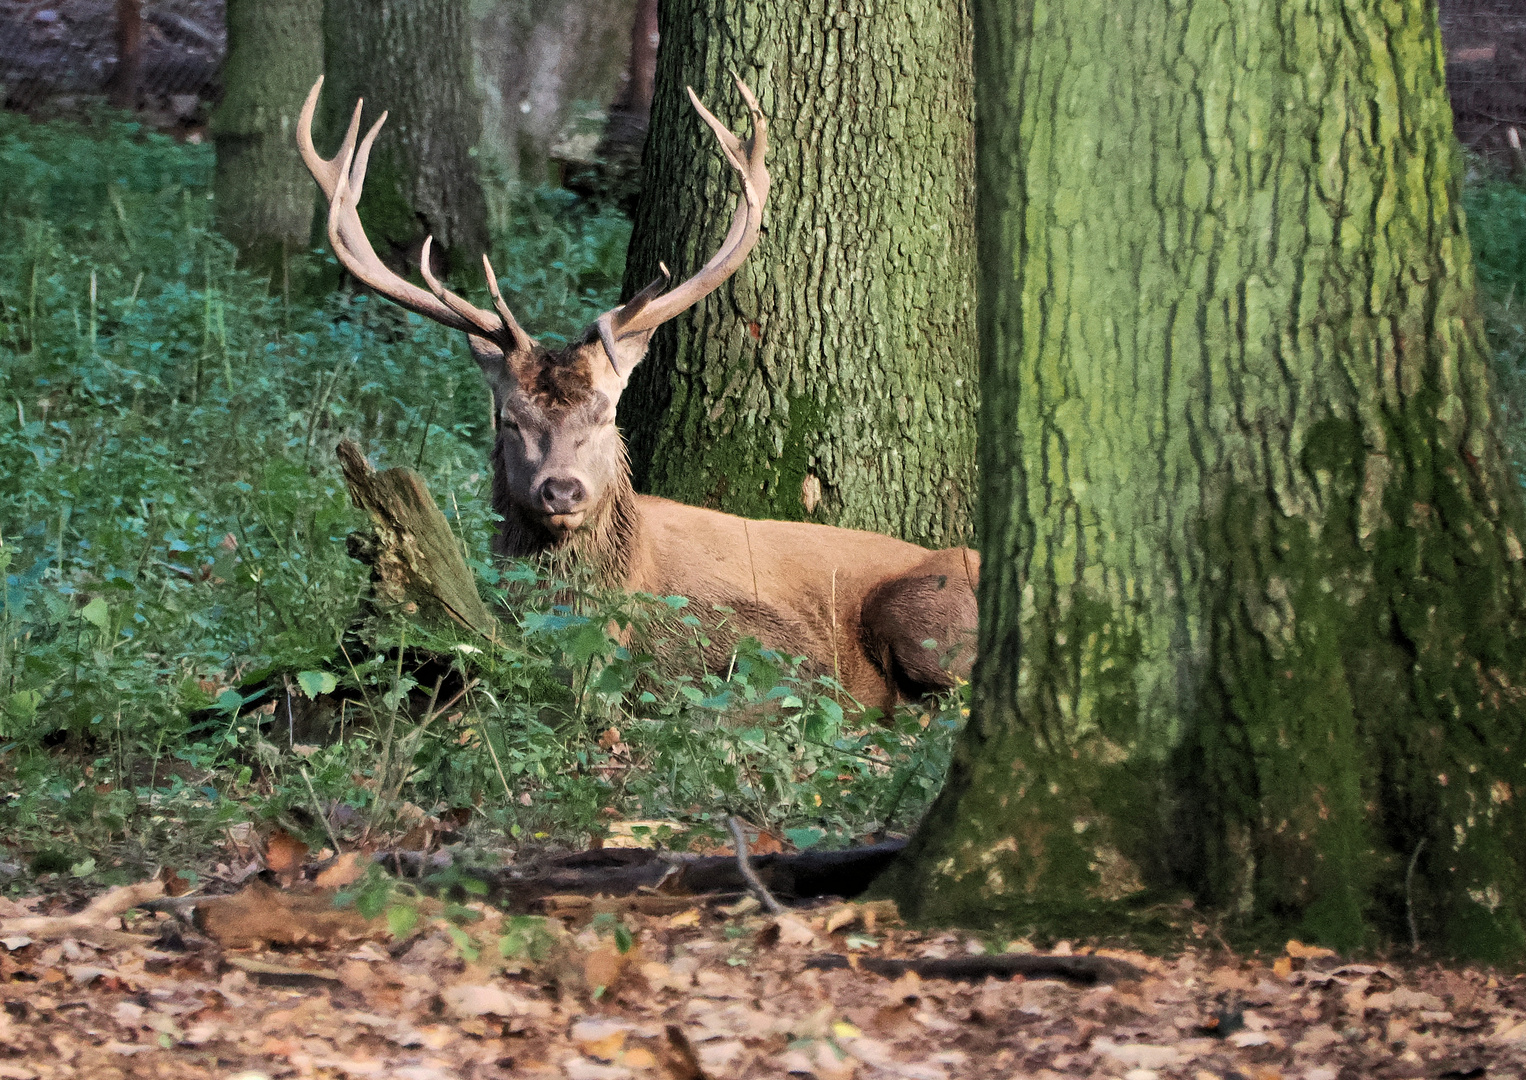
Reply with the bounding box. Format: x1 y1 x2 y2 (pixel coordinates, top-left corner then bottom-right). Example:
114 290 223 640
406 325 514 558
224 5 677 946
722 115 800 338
0 113 956 880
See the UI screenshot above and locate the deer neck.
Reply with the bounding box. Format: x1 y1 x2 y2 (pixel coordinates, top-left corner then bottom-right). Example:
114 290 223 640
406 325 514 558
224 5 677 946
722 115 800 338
493 473 641 588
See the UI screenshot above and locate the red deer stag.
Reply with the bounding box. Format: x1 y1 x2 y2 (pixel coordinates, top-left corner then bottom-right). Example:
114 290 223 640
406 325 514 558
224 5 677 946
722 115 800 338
298 76 979 708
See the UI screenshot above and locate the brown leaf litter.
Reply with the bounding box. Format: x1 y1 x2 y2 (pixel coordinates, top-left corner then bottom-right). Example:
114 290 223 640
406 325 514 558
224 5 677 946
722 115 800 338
0 879 1522 1079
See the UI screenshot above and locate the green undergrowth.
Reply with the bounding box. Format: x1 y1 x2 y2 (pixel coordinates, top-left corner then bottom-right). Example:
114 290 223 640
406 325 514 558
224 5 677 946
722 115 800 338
1464 159 1526 481
0 111 956 887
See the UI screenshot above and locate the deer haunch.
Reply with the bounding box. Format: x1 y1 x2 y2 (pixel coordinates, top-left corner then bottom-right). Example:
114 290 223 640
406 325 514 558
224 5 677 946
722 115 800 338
616 495 978 707
298 75 979 707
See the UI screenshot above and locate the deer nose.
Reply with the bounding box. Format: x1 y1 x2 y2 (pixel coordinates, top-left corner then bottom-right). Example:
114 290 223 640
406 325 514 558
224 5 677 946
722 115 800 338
539 477 586 514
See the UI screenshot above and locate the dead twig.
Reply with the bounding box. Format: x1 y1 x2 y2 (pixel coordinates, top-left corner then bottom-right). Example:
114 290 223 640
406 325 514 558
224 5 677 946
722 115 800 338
727 816 785 915
1406 836 1428 951
301 766 344 857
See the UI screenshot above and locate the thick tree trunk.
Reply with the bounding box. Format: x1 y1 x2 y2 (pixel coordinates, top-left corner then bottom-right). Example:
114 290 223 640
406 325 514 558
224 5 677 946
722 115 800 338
320 0 489 274
619 0 978 548
884 0 1526 959
211 0 324 283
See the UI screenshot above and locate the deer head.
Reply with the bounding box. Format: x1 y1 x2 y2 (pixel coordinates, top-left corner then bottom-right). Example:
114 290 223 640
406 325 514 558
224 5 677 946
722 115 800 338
297 76 769 554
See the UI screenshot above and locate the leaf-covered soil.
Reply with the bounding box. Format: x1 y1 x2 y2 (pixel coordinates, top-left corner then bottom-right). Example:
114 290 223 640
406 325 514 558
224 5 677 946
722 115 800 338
0 876 1522 1080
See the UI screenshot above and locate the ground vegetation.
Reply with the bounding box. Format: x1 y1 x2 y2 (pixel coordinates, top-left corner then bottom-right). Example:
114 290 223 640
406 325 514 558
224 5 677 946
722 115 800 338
0 112 955 890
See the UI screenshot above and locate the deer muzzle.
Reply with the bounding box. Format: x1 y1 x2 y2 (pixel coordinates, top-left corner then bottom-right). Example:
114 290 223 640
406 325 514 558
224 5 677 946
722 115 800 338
539 477 588 534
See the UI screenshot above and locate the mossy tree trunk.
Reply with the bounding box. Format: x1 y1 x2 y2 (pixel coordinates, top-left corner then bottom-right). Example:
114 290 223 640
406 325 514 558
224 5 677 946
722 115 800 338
211 0 324 283
883 0 1526 959
619 0 978 548
320 0 489 275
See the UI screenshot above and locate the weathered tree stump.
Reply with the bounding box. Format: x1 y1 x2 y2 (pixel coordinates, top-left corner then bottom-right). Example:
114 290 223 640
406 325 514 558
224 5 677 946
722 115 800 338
336 439 498 641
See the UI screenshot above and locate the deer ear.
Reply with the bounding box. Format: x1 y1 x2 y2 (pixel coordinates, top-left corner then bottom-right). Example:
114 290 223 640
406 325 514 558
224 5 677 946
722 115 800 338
593 313 656 394
467 335 522 404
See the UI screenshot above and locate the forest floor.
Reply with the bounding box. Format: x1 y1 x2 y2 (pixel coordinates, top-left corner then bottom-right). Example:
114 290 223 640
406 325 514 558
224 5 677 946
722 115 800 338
0 867 1522 1080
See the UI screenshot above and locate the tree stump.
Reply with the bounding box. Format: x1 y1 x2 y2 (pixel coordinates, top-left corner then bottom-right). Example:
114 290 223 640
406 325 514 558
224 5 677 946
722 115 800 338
336 439 497 641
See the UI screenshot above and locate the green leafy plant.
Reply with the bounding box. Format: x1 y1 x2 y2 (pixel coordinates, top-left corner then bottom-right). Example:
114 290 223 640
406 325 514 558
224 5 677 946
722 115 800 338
0 107 963 878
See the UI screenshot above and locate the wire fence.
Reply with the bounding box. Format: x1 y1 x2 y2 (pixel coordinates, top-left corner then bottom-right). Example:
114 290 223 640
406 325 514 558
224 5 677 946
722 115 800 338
1441 0 1526 163
0 1 224 117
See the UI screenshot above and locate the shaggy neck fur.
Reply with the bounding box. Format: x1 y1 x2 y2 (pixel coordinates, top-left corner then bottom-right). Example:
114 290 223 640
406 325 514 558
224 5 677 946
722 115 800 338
490 438 641 588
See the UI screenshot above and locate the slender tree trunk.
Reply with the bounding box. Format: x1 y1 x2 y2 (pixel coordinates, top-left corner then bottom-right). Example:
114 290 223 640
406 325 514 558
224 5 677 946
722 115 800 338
619 0 978 548
320 0 489 274
211 0 324 284
603 0 658 164
883 0 1526 959
107 0 142 110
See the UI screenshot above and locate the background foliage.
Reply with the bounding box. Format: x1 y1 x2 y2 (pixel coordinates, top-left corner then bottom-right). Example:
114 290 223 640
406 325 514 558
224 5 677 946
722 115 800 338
0 111 958 884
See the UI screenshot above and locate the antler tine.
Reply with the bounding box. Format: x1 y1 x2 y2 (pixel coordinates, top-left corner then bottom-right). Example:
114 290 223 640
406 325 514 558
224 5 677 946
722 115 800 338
298 77 357 198
595 262 670 376
417 237 520 349
609 261 672 326
482 254 533 350
600 77 770 350
298 77 529 354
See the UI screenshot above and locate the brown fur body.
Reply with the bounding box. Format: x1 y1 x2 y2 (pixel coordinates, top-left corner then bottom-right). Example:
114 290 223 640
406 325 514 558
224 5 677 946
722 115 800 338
486 366 980 709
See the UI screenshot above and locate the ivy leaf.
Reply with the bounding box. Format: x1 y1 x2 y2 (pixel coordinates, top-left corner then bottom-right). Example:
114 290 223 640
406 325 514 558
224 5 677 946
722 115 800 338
79 596 109 629
785 827 825 850
295 670 337 700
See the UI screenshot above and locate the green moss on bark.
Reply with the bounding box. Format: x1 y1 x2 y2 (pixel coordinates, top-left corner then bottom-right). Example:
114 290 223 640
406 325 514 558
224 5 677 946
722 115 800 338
886 0 1526 959
211 0 324 283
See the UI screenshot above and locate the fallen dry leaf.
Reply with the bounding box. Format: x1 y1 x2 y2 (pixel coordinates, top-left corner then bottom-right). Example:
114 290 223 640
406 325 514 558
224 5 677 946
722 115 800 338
584 943 629 991
775 914 819 947
313 849 368 888
193 882 383 947
442 982 548 1019
0 871 1518 1080
1284 938 1337 961
571 1017 630 1059
264 827 309 884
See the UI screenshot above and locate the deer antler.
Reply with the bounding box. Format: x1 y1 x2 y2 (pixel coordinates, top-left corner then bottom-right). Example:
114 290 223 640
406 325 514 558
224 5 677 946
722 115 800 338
595 74 770 375
296 77 532 356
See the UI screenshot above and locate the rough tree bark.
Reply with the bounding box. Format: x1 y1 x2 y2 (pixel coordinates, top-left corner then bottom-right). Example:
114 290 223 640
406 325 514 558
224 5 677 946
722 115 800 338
211 0 324 283
619 0 978 548
319 0 489 274
336 440 497 639
882 0 1526 958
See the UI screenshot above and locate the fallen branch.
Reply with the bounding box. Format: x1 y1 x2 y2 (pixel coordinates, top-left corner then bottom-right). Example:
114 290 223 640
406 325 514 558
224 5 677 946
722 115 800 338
483 841 907 910
806 951 1145 984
